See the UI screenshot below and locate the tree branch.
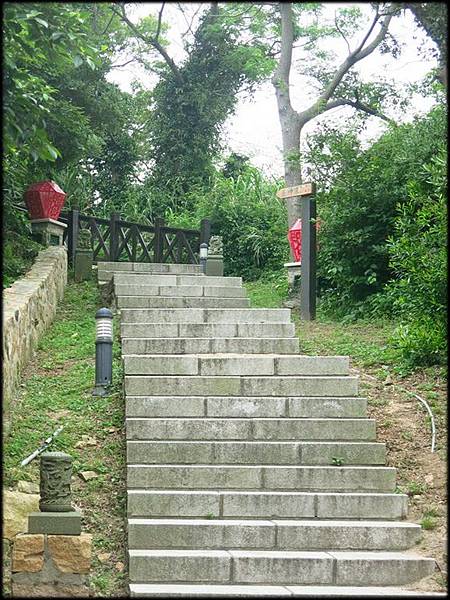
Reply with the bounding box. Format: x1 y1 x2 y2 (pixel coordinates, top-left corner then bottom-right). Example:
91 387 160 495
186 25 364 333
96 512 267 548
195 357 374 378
308 6 394 110
155 2 165 40
323 97 396 124
334 10 351 54
111 4 184 84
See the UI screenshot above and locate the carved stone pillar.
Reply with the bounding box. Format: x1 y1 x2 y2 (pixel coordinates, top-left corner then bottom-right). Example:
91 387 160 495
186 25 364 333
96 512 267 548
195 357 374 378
39 452 73 513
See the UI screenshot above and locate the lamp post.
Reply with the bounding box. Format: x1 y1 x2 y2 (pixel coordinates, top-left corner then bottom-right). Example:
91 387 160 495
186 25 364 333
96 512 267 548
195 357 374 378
199 243 208 274
92 308 113 396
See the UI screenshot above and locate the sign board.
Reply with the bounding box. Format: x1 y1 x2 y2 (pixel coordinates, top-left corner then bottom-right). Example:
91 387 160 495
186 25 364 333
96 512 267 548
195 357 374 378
276 183 316 199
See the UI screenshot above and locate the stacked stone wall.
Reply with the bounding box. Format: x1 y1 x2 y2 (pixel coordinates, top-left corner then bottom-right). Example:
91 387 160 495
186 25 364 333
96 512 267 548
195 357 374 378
2 246 67 434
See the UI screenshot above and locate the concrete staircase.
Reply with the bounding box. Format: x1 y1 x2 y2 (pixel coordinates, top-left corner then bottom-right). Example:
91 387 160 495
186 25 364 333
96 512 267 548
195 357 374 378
98 261 438 597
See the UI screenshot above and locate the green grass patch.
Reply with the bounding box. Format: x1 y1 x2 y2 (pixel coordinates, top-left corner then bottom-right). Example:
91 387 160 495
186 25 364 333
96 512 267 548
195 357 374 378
3 278 126 597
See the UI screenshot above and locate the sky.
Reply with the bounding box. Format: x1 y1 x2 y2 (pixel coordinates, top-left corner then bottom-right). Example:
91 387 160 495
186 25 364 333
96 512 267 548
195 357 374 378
106 2 438 177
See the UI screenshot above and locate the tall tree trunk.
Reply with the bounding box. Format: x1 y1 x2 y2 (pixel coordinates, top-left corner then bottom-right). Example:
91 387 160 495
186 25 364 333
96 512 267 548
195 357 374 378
272 2 302 230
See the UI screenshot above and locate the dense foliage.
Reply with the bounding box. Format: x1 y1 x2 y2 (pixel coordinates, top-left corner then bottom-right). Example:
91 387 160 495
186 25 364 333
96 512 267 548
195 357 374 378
166 164 289 280
386 148 447 366
305 105 446 313
144 5 273 207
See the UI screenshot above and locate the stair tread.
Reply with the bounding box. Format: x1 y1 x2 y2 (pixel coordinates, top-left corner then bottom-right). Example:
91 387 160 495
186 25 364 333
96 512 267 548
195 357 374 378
129 583 445 597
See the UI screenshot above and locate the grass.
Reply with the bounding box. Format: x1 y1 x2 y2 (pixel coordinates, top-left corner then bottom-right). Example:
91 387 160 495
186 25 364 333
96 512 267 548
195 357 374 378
3 277 126 597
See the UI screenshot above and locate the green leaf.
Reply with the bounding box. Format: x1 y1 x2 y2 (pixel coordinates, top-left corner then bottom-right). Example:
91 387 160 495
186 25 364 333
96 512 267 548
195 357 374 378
73 55 83 68
35 18 49 28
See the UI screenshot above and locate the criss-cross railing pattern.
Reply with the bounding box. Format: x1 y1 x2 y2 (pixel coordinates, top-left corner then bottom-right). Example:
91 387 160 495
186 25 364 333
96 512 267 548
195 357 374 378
59 210 210 266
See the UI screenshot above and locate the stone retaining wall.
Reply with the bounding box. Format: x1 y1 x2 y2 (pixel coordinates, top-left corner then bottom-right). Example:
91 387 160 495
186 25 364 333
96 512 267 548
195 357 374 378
2 247 67 434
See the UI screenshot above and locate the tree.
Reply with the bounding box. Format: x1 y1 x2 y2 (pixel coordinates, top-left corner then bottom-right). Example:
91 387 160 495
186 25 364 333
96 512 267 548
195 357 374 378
111 2 273 207
271 2 400 227
404 3 447 87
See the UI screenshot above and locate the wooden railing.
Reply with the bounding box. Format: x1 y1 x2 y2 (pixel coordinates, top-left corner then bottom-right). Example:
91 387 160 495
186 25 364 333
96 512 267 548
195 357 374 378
59 209 211 266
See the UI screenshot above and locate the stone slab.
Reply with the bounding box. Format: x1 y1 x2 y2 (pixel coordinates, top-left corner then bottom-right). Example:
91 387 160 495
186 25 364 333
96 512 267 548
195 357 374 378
125 417 376 441
330 551 436 586
230 550 333 585
129 549 231 583
28 512 82 535
117 296 250 309
127 490 220 518
124 376 359 397
130 584 292 597
128 518 275 549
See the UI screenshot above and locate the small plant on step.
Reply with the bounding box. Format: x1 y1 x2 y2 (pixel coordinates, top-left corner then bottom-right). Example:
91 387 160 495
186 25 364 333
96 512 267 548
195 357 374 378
204 513 216 519
331 456 344 466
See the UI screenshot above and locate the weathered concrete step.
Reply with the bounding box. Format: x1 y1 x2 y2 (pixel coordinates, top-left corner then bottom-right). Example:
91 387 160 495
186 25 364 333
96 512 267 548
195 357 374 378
123 355 349 376
127 465 396 492
121 323 296 339
127 490 408 520
125 396 367 418
126 441 385 464
117 296 250 309
125 376 359 397
99 261 203 274
115 284 247 297
114 273 242 287
128 549 434 585
127 518 421 551
126 418 376 441
122 338 300 355
129 583 445 597
120 308 291 324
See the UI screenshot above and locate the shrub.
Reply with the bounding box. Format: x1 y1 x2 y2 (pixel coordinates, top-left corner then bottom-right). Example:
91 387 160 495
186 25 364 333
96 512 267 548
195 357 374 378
307 105 446 314
165 167 289 280
385 148 447 367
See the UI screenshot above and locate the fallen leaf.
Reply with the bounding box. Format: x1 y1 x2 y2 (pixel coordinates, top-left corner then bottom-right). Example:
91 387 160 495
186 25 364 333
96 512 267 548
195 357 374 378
115 561 124 572
78 470 98 482
98 552 111 564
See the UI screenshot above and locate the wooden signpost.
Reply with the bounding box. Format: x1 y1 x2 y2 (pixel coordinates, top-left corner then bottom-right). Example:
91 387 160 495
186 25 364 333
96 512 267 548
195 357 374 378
278 182 316 321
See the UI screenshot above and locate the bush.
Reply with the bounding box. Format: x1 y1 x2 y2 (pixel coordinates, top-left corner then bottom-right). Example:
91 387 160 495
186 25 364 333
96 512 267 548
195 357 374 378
385 148 447 366
165 167 289 280
307 105 447 313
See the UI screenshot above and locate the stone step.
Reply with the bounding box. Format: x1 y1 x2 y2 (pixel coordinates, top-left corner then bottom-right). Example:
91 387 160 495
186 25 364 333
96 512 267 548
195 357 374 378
122 338 300 355
123 355 349 376
120 308 291 324
127 518 421 551
114 274 242 287
127 490 408 520
124 376 359 397
128 549 434 585
127 465 396 492
99 261 203 274
117 296 251 309
121 323 297 339
126 440 385 465
129 583 445 597
115 284 247 298
126 418 376 441
125 396 368 418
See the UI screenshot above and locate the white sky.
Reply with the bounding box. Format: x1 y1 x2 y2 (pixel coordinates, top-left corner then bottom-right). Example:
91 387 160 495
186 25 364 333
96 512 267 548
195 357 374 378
107 2 438 177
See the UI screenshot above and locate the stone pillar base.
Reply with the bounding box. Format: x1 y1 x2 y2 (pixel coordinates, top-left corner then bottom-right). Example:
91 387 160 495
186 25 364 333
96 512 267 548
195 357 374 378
31 219 67 247
284 261 301 290
206 254 224 277
11 533 91 597
74 250 93 282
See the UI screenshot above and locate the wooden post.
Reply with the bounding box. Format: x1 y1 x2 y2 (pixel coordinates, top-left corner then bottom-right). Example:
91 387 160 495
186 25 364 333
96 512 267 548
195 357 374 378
67 209 79 266
154 217 165 263
109 212 120 262
200 219 211 245
300 194 316 321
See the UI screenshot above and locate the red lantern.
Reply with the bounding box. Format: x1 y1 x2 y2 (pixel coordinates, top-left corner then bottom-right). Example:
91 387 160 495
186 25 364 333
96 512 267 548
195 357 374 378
288 218 302 262
24 180 66 221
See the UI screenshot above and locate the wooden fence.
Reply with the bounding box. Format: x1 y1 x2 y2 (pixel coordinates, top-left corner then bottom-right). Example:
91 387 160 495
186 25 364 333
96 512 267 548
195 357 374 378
59 210 211 266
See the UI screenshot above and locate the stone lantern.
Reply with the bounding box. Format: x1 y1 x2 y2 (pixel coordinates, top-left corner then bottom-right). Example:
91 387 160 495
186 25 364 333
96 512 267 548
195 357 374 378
24 180 67 246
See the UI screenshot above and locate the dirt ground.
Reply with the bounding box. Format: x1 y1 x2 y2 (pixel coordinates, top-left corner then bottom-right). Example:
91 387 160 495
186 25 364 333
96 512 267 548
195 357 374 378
356 365 448 593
